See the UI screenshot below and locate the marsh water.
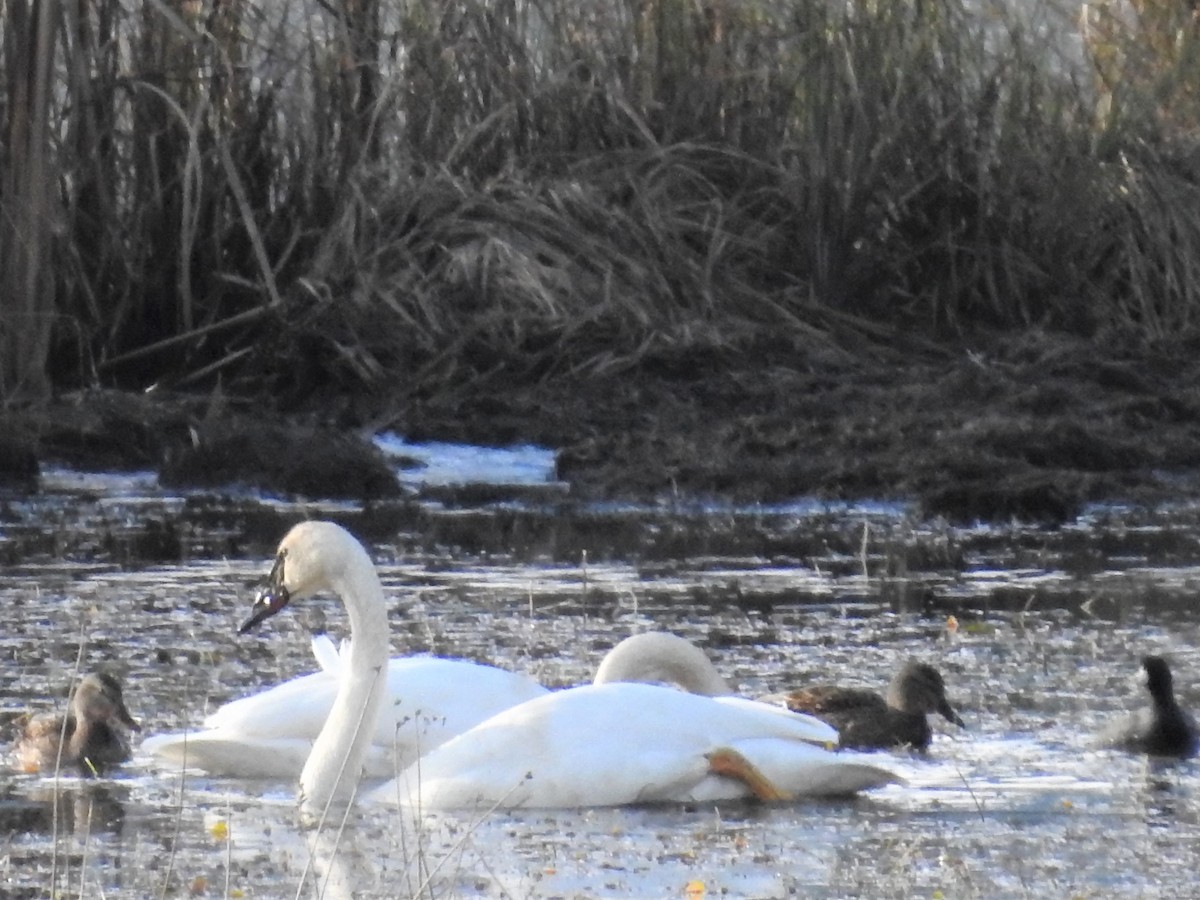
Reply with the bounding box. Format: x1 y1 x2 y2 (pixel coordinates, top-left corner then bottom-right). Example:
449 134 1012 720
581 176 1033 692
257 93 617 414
3 463 1200 898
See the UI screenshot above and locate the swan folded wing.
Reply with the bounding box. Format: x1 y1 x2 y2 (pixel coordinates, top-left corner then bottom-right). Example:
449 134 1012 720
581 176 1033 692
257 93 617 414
379 744 715 810
144 655 548 778
684 738 900 801
202 670 339 738
381 658 548 752
140 730 398 778
140 733 316 777
204 657 546 750
710 695 839 745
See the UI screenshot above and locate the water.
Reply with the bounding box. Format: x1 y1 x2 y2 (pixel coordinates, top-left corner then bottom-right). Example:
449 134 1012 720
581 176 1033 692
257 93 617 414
2 476 1200 897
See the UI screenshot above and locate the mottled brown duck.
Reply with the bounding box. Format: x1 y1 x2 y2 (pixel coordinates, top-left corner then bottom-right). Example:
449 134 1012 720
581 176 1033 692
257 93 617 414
766 659 964 751
14 672 140 776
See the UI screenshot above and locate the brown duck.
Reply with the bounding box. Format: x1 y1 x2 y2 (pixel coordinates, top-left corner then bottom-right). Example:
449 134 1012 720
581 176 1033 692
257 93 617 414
14 672 140 775
767 659 964 751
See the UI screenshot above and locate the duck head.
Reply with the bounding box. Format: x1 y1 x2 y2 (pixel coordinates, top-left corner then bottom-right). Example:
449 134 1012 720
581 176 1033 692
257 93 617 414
890 660 965 728
76 672 140 732
1141 655 1177 701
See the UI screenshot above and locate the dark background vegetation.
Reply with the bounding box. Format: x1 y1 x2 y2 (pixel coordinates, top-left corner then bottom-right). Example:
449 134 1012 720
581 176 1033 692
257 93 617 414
3 0 1200 520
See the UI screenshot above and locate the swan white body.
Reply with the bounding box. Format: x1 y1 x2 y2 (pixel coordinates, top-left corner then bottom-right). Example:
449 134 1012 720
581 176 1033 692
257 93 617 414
367 681 898 810
151 522 897 813
141 642 549 778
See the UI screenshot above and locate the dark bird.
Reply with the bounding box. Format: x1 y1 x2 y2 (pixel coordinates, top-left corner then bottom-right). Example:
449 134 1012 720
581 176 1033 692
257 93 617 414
766 659 964 751
1098 655 1198 759
14 672 140 776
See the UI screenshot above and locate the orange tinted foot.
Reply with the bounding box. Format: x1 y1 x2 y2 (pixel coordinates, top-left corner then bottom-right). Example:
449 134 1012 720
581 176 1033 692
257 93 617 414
706 747 792 802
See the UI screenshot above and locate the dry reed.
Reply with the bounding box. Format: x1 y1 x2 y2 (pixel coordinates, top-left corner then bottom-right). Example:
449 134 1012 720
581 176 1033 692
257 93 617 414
2 0 1200 409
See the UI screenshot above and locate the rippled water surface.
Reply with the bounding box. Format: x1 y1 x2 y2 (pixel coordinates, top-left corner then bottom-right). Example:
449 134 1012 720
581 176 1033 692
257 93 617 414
2 476 1200 898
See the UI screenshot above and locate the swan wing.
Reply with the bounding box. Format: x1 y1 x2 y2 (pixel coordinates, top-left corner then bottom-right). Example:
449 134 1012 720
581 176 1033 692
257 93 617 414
310 633 343 675
204 656 545 748
683 738 899 801
202 668 340 739
711 695 839 744
379 658 548 766
139 732 316 777
138 732 397 778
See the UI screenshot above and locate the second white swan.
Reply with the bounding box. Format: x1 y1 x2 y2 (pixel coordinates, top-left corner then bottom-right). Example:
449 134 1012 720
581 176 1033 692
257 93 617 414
141 636 547 778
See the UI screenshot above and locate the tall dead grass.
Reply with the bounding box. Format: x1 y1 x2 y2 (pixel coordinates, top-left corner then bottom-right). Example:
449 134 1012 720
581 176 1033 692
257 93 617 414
2 0 1200 407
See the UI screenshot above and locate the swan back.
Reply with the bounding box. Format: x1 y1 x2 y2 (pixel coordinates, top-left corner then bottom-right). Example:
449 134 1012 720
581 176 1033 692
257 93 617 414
592 632 733 697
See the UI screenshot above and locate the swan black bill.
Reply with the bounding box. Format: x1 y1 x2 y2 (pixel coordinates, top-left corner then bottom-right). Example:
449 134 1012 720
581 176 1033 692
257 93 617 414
239 584 292 634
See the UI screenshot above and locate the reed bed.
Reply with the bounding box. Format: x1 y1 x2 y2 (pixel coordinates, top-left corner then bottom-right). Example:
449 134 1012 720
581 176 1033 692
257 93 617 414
1 0 1199 408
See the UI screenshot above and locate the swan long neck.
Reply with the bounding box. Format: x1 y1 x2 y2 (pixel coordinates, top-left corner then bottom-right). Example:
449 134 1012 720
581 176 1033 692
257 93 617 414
593 633 734 697
298 553 390 816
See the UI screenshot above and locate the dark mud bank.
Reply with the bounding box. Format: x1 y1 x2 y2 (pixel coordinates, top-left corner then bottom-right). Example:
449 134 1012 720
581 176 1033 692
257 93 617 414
3 333 1199 524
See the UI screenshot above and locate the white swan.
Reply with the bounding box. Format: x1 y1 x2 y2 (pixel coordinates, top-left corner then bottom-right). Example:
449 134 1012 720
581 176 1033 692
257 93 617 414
172 521 896 812
142 574 547 782
141 634 547 779
364 624 898 810
366 680 899 810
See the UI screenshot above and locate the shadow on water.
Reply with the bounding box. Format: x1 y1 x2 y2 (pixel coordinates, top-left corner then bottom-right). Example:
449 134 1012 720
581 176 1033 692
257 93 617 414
3 477 1200 895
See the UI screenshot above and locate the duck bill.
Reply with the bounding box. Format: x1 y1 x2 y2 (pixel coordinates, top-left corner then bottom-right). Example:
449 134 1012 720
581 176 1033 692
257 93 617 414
116 700 141 732
939 698 965 728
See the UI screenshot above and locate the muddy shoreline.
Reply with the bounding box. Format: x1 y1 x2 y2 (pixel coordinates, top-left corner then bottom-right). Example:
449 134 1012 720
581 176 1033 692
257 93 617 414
2 332 1199 524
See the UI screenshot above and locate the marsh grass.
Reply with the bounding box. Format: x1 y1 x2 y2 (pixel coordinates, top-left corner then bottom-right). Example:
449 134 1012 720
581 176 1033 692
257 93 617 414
0 0 1190 408
3 0 1200 409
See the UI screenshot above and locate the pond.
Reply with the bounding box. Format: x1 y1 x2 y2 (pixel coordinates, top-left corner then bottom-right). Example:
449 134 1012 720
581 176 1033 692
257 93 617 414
2 468 1200 898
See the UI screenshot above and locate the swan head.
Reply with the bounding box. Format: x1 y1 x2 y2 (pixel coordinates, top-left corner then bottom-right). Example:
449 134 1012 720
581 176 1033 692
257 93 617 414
239 521 366 634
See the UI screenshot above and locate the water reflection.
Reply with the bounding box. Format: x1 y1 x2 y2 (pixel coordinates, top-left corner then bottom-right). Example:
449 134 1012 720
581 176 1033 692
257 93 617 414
214 808 382 900
0 781 136 897
0 781 126 836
